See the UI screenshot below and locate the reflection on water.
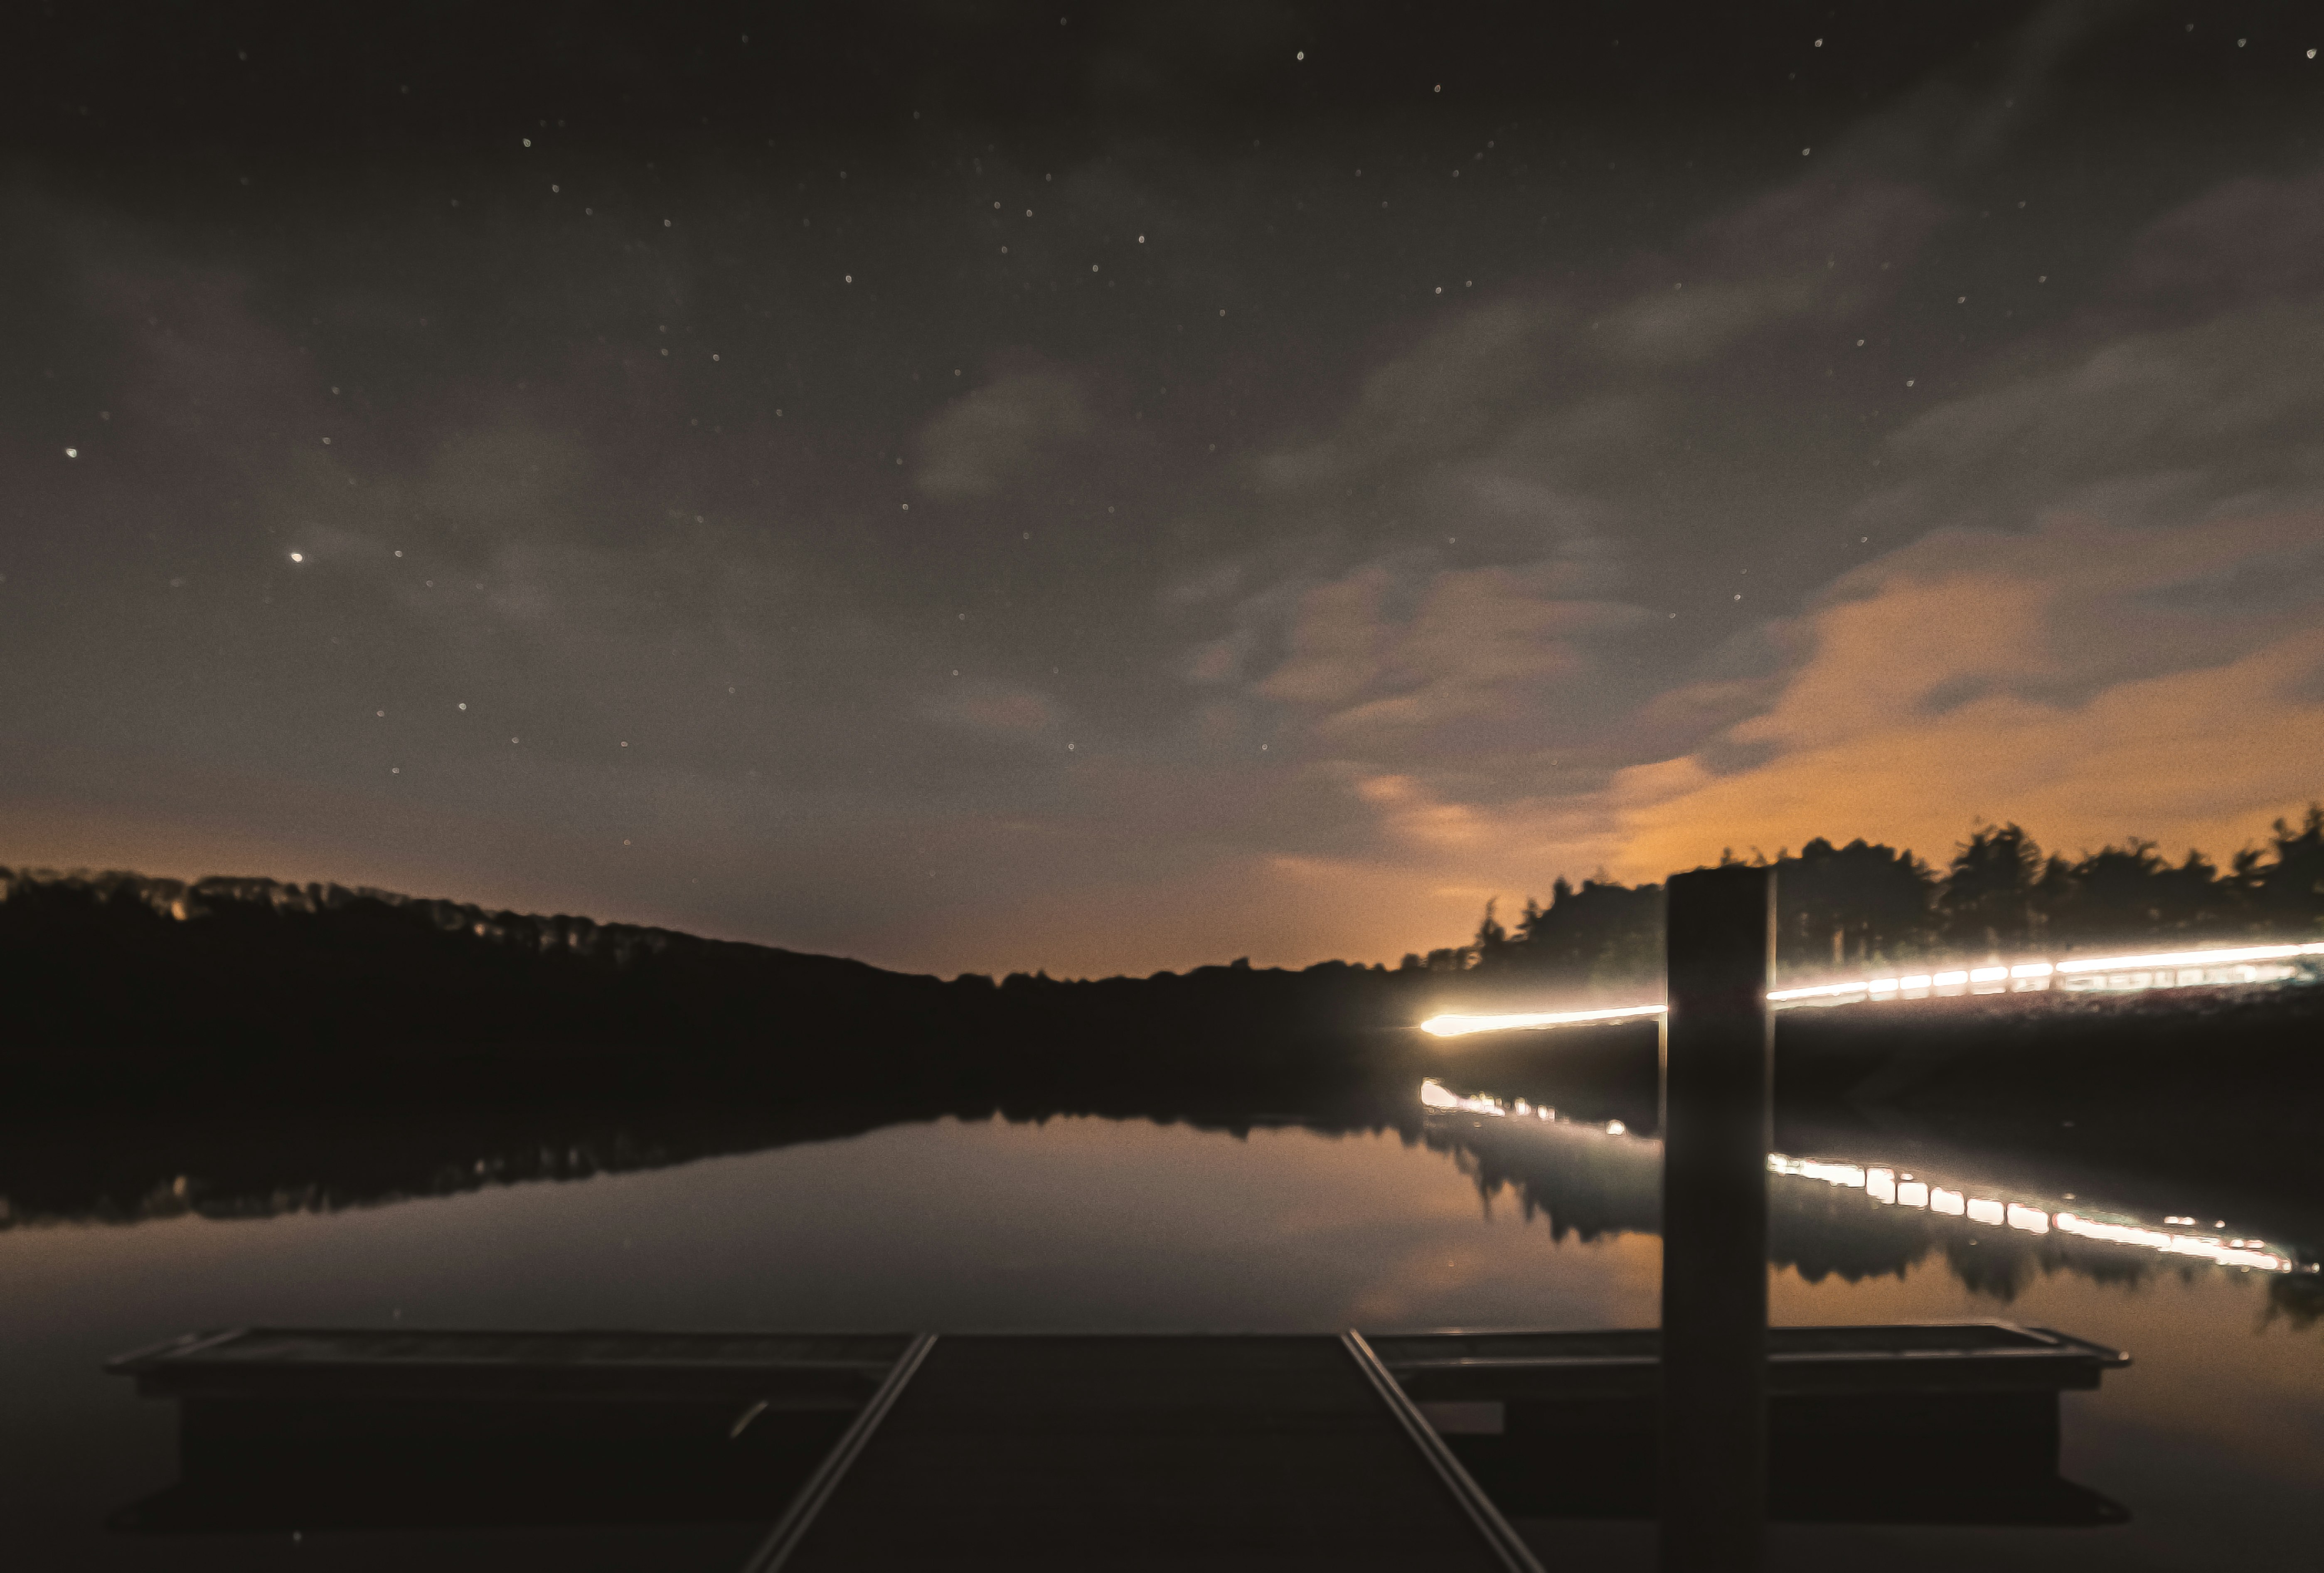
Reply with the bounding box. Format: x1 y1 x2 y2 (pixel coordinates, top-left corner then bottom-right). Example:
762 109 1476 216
2 1111 1657 1571
3 1096 2320 1568
1774 1154 2301 1274
1417 1079 2319 1299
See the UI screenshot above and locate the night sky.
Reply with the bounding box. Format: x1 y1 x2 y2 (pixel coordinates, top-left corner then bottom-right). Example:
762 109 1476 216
6 2 2322 978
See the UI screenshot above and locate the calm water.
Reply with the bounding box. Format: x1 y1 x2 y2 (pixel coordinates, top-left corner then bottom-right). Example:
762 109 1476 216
5 1106 2319 1569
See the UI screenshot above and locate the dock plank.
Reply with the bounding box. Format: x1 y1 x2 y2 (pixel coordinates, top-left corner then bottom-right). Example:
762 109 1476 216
759 1335 1530 1571
1371 1321 2125 1401
103 1321 2130 1546
108 1327 911 1405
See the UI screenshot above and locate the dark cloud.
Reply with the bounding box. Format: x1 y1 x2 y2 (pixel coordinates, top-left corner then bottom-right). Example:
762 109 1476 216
915 364 1100 499
2110 162 2324 316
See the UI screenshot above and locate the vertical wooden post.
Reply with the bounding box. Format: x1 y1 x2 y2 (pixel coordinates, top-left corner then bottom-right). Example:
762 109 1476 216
1658 864 1773 1573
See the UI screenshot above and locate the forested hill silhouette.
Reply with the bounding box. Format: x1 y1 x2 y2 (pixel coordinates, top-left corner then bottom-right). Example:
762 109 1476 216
5 807 2319 1104
0 867 1422 1108
1428 807 2324 996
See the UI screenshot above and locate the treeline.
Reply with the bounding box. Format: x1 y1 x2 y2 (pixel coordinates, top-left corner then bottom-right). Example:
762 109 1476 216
1404 807 2324 992
7 806 2322 1106
0 867 1424 1108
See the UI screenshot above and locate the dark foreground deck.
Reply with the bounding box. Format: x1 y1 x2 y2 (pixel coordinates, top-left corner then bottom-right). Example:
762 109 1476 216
753 1334 1531 1570
107 1322 2129 1558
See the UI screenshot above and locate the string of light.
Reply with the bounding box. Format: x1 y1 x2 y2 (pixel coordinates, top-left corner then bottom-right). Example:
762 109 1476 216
1419 940 2324 1037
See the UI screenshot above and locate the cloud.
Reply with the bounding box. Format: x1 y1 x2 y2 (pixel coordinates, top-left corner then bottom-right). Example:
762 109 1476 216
1603 510 2324 877
1945 0 2122 167
1257 299 1572 489
1260 504 2324 919
1254 563 1397 707
1345 772 1616 866
1601 178 1947 366
1104 141 2324 959
2110 161 2324 317
1888 306 2324 501
913 367 1094 498
924 679 1066 738
1247 555 1651 737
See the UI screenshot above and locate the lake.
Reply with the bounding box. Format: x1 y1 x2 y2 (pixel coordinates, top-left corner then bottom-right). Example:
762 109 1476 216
5 1095 2319 1570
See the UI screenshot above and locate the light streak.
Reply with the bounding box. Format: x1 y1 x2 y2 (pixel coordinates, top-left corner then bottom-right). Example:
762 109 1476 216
1754 1148 2309 1274
1418 940 2324 1035
1768 1154 1867 1187
1418 1078 1505 1116
1420 1003 1666 1037
1422 1080 2314 1276
2053 942 2324 973
1414 1081 1582 1135
2052 1214 2294 1272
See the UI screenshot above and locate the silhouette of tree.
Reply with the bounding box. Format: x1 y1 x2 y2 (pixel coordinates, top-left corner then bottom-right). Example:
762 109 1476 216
1447 801 2320 992
1938 823 2045 957
1775 838 1936 970
2248 805 2324 936
1471 898 1512 968
1475 876 1665 991
2034 840 2229 949
12 799 2323 1104
0 866 1442 1112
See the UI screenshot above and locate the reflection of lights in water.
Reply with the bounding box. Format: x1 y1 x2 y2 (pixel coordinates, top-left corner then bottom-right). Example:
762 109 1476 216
1419 1079 1490 1113
2049 1215 2293 1271
1418 940 2324 1036
1768 1155 1866 1187
1796 1158 2306 1271
1418 1079 2315 1276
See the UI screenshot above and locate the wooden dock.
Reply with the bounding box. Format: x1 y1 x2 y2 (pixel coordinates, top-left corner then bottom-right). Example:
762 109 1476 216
1374 1323 2129 1526
1371 1321 2128 1402
108 1326 914 1408
747 1333 1534 1570
106 1321 2127 1554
